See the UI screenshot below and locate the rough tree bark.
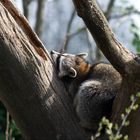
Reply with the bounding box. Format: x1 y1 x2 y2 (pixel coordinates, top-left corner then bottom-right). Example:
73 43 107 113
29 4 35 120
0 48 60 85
73 0 140 139
35 0 46 38
0 0 86 140
22 0 32 19
0 0 140 140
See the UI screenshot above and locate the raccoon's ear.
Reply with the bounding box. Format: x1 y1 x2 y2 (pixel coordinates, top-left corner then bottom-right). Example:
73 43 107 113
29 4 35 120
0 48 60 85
69 67 77 78
76 53 88 59
50 50 60 55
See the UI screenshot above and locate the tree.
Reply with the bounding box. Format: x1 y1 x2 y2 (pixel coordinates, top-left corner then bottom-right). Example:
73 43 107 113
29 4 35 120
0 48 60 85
0 0 140 140
73 0 140 139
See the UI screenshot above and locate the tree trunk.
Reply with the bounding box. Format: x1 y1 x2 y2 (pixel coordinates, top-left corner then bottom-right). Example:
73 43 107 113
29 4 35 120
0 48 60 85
1 0 140 140
73 0 140 139
0 1 86 140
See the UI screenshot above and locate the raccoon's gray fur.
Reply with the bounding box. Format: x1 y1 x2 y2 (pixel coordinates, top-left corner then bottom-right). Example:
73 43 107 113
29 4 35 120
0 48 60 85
51 50 122 133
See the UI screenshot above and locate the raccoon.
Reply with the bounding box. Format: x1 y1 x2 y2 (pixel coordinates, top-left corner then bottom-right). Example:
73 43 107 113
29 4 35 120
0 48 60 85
51 50 121 133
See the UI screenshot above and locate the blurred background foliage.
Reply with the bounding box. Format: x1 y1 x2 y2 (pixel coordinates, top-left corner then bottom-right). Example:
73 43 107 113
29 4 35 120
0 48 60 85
0 0 140 139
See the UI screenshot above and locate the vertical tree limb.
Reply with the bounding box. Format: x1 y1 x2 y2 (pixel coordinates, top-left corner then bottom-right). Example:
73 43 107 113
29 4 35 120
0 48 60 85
22 0 32 19
60 9 76 53
35 0 46 38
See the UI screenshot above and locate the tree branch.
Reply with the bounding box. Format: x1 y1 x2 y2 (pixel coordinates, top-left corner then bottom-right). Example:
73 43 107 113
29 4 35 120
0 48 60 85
22 0 32 19
35 0 46 38
105 0 116 20
111 10 140 19
60 9 76 52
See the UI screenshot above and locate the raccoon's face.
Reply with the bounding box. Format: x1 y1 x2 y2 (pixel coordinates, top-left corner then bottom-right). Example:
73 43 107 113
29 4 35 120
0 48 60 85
50 50 88 78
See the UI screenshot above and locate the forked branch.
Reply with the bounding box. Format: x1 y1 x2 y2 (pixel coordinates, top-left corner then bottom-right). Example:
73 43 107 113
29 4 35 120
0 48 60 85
72 0 139 76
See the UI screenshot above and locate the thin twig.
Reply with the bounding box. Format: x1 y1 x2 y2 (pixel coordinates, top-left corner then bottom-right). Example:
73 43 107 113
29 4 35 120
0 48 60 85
35 0 46 38
68 27 86 39
6 111 10 140
114 97 137 139
22 0 32 19
104 0 116 20
60 9 76 53
111 10 140 19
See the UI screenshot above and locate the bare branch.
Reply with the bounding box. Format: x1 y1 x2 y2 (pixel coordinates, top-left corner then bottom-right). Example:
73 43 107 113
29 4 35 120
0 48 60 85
61 27 87 53
105 0 116 20
111 10 140 19
5 111 10 140
60 9 76 52
22 0 32 19
73 0 137 75
69 27 86 38
35 0 46 38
